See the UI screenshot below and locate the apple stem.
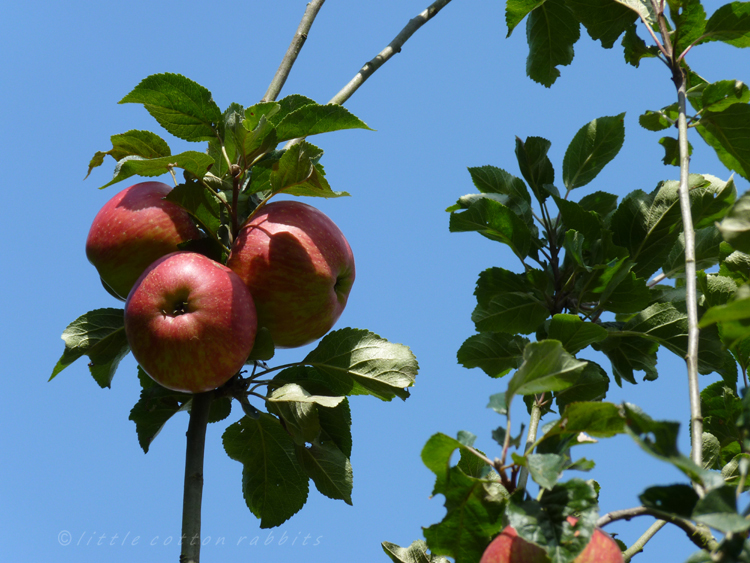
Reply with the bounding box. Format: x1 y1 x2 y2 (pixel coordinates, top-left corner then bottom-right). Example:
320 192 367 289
180 391 214 563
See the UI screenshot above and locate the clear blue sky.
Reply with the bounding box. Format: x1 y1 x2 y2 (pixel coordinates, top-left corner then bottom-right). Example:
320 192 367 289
1 1 746 562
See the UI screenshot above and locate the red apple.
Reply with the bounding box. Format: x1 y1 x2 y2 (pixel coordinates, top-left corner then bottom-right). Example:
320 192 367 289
480 518 623 563
124 252 257 393
227 200 355 348
86 181 202 300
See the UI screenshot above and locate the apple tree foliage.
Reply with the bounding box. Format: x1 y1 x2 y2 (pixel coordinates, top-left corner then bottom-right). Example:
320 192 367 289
383 1 750 562
49 73 419 527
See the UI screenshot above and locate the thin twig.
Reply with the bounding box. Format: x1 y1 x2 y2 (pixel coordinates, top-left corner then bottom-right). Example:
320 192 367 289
328 0 454 105
623 520 667 562
262 0 326 103
597 507 718 552
516 400 543 490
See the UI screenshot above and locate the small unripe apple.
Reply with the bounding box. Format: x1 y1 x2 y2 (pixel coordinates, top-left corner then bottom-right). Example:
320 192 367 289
227 200 355 348
86 181 202 300
124 252 257 393
480 518 623 563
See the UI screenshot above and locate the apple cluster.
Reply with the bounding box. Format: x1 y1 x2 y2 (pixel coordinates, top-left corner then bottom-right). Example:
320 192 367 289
86 181 355 393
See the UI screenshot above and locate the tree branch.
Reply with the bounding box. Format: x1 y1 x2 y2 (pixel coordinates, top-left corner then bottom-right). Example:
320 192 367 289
597 507 718 552
328 0 454 105
262 0 326 103
179 391 214 563
516 400 543 490
622 520 666 562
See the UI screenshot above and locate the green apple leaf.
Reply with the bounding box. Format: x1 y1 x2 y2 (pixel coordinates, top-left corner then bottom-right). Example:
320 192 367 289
718 190 750 252
564 0 637 48
512 452 567 490
563 114 626 191
664 227 724 278
99 151 215 190
50 308 129 388
621 22 660 67
298 328 418 401
554 361 610 413
701 2 750 48
266 391 321 445
697 104 750 180
119 73 221 142
613 0 656 25
515 136 555 204
639 484 700 519
268 383 346 409
86 130 172 179
164 180 222 236
702 80 750 112
506 340 587 406
542 401 626 441
507 479 599 563
129 367 191 453
693 485 750 533
382 540 450 563
547 314 608 355
295 439 353 504
222 413 309 528
247 328 275 362
267 94 320 127
449 197 534 259
456 332 529 378
525 0 580 87
243 102 281 131
671 0 707 56
579 190 619 217
506 0 545 36
592 327 659 384
471 268 549 334
639 104 679 131
554 197 603 243
273 103 373 142
658 136 691 167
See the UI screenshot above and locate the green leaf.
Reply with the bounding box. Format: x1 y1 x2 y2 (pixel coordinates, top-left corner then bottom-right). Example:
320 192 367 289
701 382 743 454
295 439 352 504
382 540 450 563
506 479 599 563
506 340 587 405
247 327 275 362
525 0 581 87
554 361 610 413
223 414 309 528
701 2 750 48
514 453 567 490
457 332 529 378
129 367 190 453
541 401 626 441
693 485 750 533
614 0 656 26
547 314 608 354
465 165 533 224
581 190 619 217
506 0 545 36
301 328 418 401
554 197 603 242
119 73 221 142
718 190 750 252
273 103 373 142
671 0 707 56
268 383 345 409
665 227 724 279
99 151 215 190
621 22 660 67
592 325 659 384
639 103 679 131
697 104 750 180
488 392 509 415
50 308 129 388
564 0 637 48
86 130 172 179
639 484 699 518
702 80 750 112
449 197 534 259
515 136 555 203
471 268 549 335
164 180 222 235
562 114 625 191
243 101 281 130
268 142 348 198
422 462 507 563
